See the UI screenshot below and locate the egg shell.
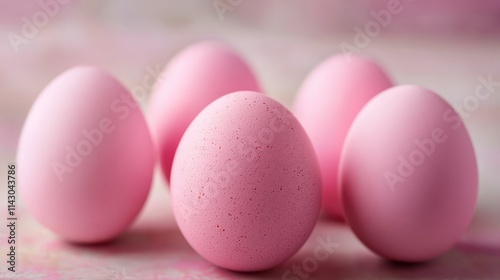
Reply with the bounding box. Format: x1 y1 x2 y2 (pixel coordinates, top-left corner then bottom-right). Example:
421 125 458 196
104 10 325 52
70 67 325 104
171 91 321 271
150 41 261 182
339 85 478 262
293 54 393 220
17 66 155 243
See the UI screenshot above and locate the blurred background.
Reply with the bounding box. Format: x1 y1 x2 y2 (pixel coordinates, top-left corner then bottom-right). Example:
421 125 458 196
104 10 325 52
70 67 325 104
1 0 500 279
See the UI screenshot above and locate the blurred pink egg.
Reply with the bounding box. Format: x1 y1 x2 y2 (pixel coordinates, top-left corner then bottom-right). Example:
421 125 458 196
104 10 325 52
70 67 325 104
293 54 392 220
17 66 155 243
339 85 478 261
149 41 261 183
171 91 321 271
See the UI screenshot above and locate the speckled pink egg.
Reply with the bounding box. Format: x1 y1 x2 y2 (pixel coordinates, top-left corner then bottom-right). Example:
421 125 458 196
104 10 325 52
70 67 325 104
293 54 392 220
339 85 478 262
150 41 261 183
17 66 155 243
171 91 321 271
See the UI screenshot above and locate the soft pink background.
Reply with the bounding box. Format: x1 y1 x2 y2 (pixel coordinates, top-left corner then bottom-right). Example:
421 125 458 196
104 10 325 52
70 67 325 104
1 1 500 279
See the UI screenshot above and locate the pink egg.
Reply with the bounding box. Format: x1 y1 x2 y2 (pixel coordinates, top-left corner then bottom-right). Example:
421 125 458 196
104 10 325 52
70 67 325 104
171 91 321 271
339 85 478 262
150 41 261 182
293 54 392 220
17 66 155 243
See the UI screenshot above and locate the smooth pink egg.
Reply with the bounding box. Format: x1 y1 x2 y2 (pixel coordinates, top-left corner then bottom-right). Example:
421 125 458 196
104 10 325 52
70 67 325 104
293 54 392 220
171 91 321 271
339 85 478 262
17 66 155 243
149 41 261 183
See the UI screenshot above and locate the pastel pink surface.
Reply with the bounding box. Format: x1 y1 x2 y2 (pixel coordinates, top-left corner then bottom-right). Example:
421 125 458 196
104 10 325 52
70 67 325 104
293 55 392 220
150 41 261 182
170 91 322 271
339 85 478 262
17 66 155 243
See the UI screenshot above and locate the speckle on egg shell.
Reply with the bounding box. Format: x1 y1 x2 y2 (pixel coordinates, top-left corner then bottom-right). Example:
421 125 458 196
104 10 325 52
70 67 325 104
171 91 322 272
